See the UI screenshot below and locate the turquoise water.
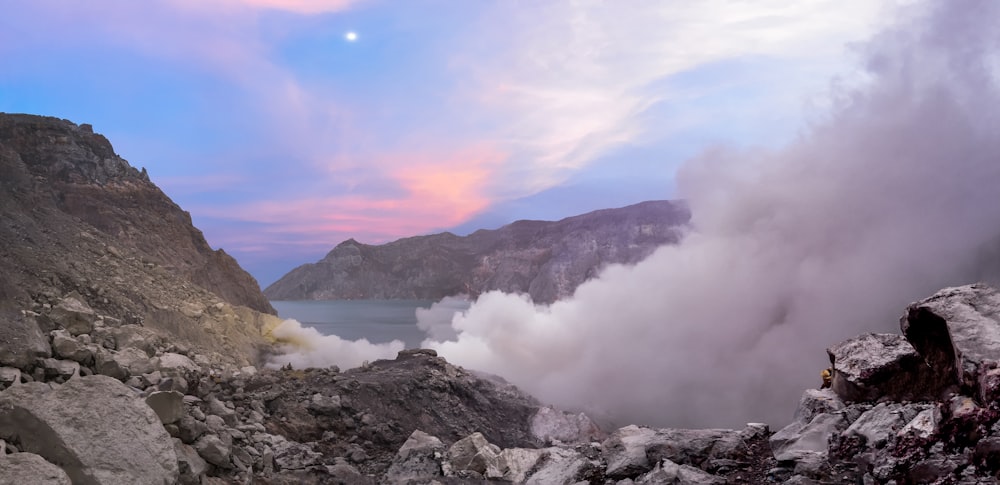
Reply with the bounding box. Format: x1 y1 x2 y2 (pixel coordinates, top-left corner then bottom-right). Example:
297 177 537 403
270 300 436 349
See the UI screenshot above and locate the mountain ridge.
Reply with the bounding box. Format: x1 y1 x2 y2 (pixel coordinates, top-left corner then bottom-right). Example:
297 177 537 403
265 200 690 302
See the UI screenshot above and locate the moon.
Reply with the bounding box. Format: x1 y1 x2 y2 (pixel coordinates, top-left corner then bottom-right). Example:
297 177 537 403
345 31 358 42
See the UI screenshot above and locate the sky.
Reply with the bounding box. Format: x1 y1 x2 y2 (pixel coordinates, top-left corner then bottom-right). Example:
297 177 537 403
1 0 907 286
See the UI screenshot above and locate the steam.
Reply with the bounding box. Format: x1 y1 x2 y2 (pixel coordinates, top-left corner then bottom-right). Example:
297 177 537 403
266 319 405 370
422 0 1000 427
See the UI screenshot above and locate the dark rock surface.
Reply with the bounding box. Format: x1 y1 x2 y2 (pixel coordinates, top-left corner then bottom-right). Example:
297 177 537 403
264 200 689 303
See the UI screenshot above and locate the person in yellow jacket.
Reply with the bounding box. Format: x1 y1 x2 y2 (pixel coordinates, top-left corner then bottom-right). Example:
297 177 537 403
821 368 833 389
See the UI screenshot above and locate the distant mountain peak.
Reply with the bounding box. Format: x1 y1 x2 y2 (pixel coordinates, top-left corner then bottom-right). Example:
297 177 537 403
266 200 690 303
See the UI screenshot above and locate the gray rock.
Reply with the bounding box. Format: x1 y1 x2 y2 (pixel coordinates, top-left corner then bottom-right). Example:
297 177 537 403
152 353 199 376
50 330 94 364
193 434 232 468
898 406 941 439
603 425 657 478
0 452 72 485
793 389 845 423
204 414 227 434
145 390 184 424
770 413 845 462
636 458 724 485
207 397 237 425
531 405 604 445
40 358 80 381
444 432 504 479
156 376 188 394
603 424 746 478
0 367 21 389
386 430 446 481
177 414 209 444
306 392 341 416
844 403 908 448
902 284 1000 401
94 347 152 380
0 374 178 484
272 439 321 471
0 312 51 370
501 448 547 482
827 333 935 402
524 447 592 485
48 296 97 336
173 439 208 485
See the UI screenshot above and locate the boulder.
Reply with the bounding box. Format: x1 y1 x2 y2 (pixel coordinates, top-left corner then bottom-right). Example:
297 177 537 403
770 413 846 462
193 434 231 468
793 389 845 423
94 347 152 380
48 296 97 336
523 447 592 485
145 391 184 424
898 407 941 440
0 311 51 370
0 374 178 484
0 452 72 485
51 330 94 364
40 358 80 381
530 406 604 445
305 392 341 416
636 458 724 485
385 430 445 481
0 367 21 389
843 403 909 448
603 425 657 478
173 439 208 485
902 284 1000 400
603 424 746 478
827 333 937 402
500 448 547 482
444 432 504 478
152 353 199 376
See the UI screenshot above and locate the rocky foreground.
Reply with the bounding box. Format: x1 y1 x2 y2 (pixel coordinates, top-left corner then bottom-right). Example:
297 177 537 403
1 283 1000 484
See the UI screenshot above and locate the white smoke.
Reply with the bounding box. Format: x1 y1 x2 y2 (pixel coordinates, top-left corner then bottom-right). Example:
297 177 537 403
422 0 1000 427
415 295 471 342
266 319 405 370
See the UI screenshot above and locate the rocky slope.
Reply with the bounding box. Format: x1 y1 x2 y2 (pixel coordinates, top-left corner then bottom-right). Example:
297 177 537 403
265 200 690 303
0 113 273 316
0 113 281 366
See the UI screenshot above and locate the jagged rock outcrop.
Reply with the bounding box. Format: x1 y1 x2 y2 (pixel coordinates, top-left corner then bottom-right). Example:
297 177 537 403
265 200 689 303
768 283 1000 484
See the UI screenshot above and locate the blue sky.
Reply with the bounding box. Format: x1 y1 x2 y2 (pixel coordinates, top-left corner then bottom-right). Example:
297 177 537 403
0 0 905 286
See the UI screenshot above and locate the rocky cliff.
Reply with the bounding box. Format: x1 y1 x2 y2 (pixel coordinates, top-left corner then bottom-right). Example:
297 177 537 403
0 113 280 367
0 113 274 315
265 200 690 302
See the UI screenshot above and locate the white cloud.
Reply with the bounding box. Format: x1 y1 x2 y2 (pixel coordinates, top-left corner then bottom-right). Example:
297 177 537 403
452 0 904 199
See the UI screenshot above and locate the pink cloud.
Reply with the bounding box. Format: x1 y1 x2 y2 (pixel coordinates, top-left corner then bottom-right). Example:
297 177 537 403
197 144 508 256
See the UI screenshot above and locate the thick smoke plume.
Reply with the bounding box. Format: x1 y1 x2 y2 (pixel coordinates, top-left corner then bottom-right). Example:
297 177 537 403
422 0 1000 427
266 319 404 370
